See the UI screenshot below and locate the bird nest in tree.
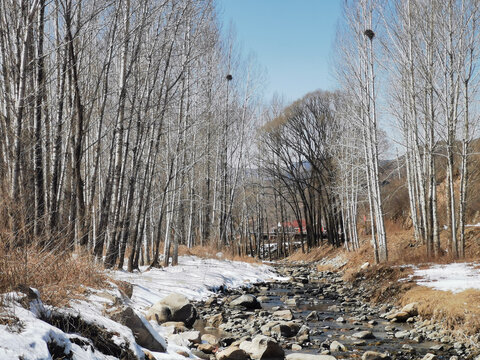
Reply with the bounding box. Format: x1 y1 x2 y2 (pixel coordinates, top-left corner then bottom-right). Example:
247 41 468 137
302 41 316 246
364 29 375 40
226 74 233 81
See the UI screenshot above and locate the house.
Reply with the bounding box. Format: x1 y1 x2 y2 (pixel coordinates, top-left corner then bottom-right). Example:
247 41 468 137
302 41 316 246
278 220 307 234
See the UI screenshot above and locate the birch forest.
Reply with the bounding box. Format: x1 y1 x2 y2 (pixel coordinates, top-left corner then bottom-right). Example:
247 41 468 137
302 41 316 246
2 0 480 271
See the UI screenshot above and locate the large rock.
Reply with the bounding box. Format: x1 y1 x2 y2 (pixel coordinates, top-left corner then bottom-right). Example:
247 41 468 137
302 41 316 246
158 293 197 327
273 309 294 321
260 321 279 336
216 346 250 360
330 340 347 352
401 302 418 316
145 303 172 324
352 330 375 339
271 322 301 338
286 354 337 360
362 351 391 360
385 302 418 323
229 294 261 310
385 311 410 322
239 335 285 360
198 343 216 354
109 306 166 352
202 333 220 345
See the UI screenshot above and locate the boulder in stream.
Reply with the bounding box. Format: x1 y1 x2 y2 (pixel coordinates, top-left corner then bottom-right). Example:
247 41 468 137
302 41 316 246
239 335 285 359
229 294 262 310
362 351 391 360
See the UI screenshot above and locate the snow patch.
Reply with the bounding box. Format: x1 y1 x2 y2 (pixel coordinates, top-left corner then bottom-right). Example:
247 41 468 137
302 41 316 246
409 262 480 293
111 255 285 312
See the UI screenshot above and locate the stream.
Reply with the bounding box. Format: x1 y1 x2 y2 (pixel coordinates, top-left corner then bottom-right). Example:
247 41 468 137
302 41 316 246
195 264 465 359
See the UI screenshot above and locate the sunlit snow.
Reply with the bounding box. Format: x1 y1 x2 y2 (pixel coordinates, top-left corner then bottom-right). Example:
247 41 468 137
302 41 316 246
411 262 480 293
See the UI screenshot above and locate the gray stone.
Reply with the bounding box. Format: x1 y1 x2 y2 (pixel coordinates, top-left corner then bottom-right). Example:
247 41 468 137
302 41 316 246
362 351 391 360
271 321 301 338
109 306 166 352
202 333 220 345
145 303 172 324
206 313 224 328
239 335 285 360
286 354 337 360
191 349 211 360
229 295 262 310
273 309 294 321
285 298 297 306
306 311 318 321
352 330 375 339
159 293 198 327
394 330 410 339
216 346 249 360
330 340 347 352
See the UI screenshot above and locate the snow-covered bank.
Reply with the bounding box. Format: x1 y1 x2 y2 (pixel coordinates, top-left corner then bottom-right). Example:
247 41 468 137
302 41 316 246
0 256 283 359
112 255 285 312
409 262 480 293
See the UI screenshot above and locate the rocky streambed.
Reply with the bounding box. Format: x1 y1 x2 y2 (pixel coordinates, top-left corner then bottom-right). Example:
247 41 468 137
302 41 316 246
164 263 477 360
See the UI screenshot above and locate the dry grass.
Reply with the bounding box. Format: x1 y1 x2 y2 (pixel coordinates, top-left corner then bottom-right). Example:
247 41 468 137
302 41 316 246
287 243 339 262
401 287 480 334
0 245 108 307
176 244 261 264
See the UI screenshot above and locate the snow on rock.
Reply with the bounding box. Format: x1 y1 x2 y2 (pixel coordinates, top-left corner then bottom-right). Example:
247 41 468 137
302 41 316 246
0 296 118 360
112 255 285 312
410 262 480 293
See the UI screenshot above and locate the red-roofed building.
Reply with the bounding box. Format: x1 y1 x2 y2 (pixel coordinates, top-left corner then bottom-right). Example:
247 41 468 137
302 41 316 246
281 220 307 234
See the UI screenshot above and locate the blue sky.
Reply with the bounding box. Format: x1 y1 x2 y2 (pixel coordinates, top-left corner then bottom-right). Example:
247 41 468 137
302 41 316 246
217 0 342 103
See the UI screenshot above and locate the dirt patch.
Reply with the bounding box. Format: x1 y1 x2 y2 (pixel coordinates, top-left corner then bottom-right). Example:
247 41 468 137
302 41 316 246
346 264 416 304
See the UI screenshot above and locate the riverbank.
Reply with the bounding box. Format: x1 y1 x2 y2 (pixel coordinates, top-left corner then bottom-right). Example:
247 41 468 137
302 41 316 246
1 251 479 359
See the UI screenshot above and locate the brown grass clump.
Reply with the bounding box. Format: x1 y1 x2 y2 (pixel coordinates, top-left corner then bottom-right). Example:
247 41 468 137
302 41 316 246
401 287 480 334
0 245 108 307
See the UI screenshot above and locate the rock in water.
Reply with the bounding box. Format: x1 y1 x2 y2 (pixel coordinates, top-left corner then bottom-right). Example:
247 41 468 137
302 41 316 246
362 351 391 360
239 335 285 359
271 322 301 338
352 330 375 339
229 294 261 310
273 309 294 320
330 340 347 352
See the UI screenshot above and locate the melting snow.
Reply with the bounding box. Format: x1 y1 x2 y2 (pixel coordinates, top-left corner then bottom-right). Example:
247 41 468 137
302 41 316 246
411 262 480 293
